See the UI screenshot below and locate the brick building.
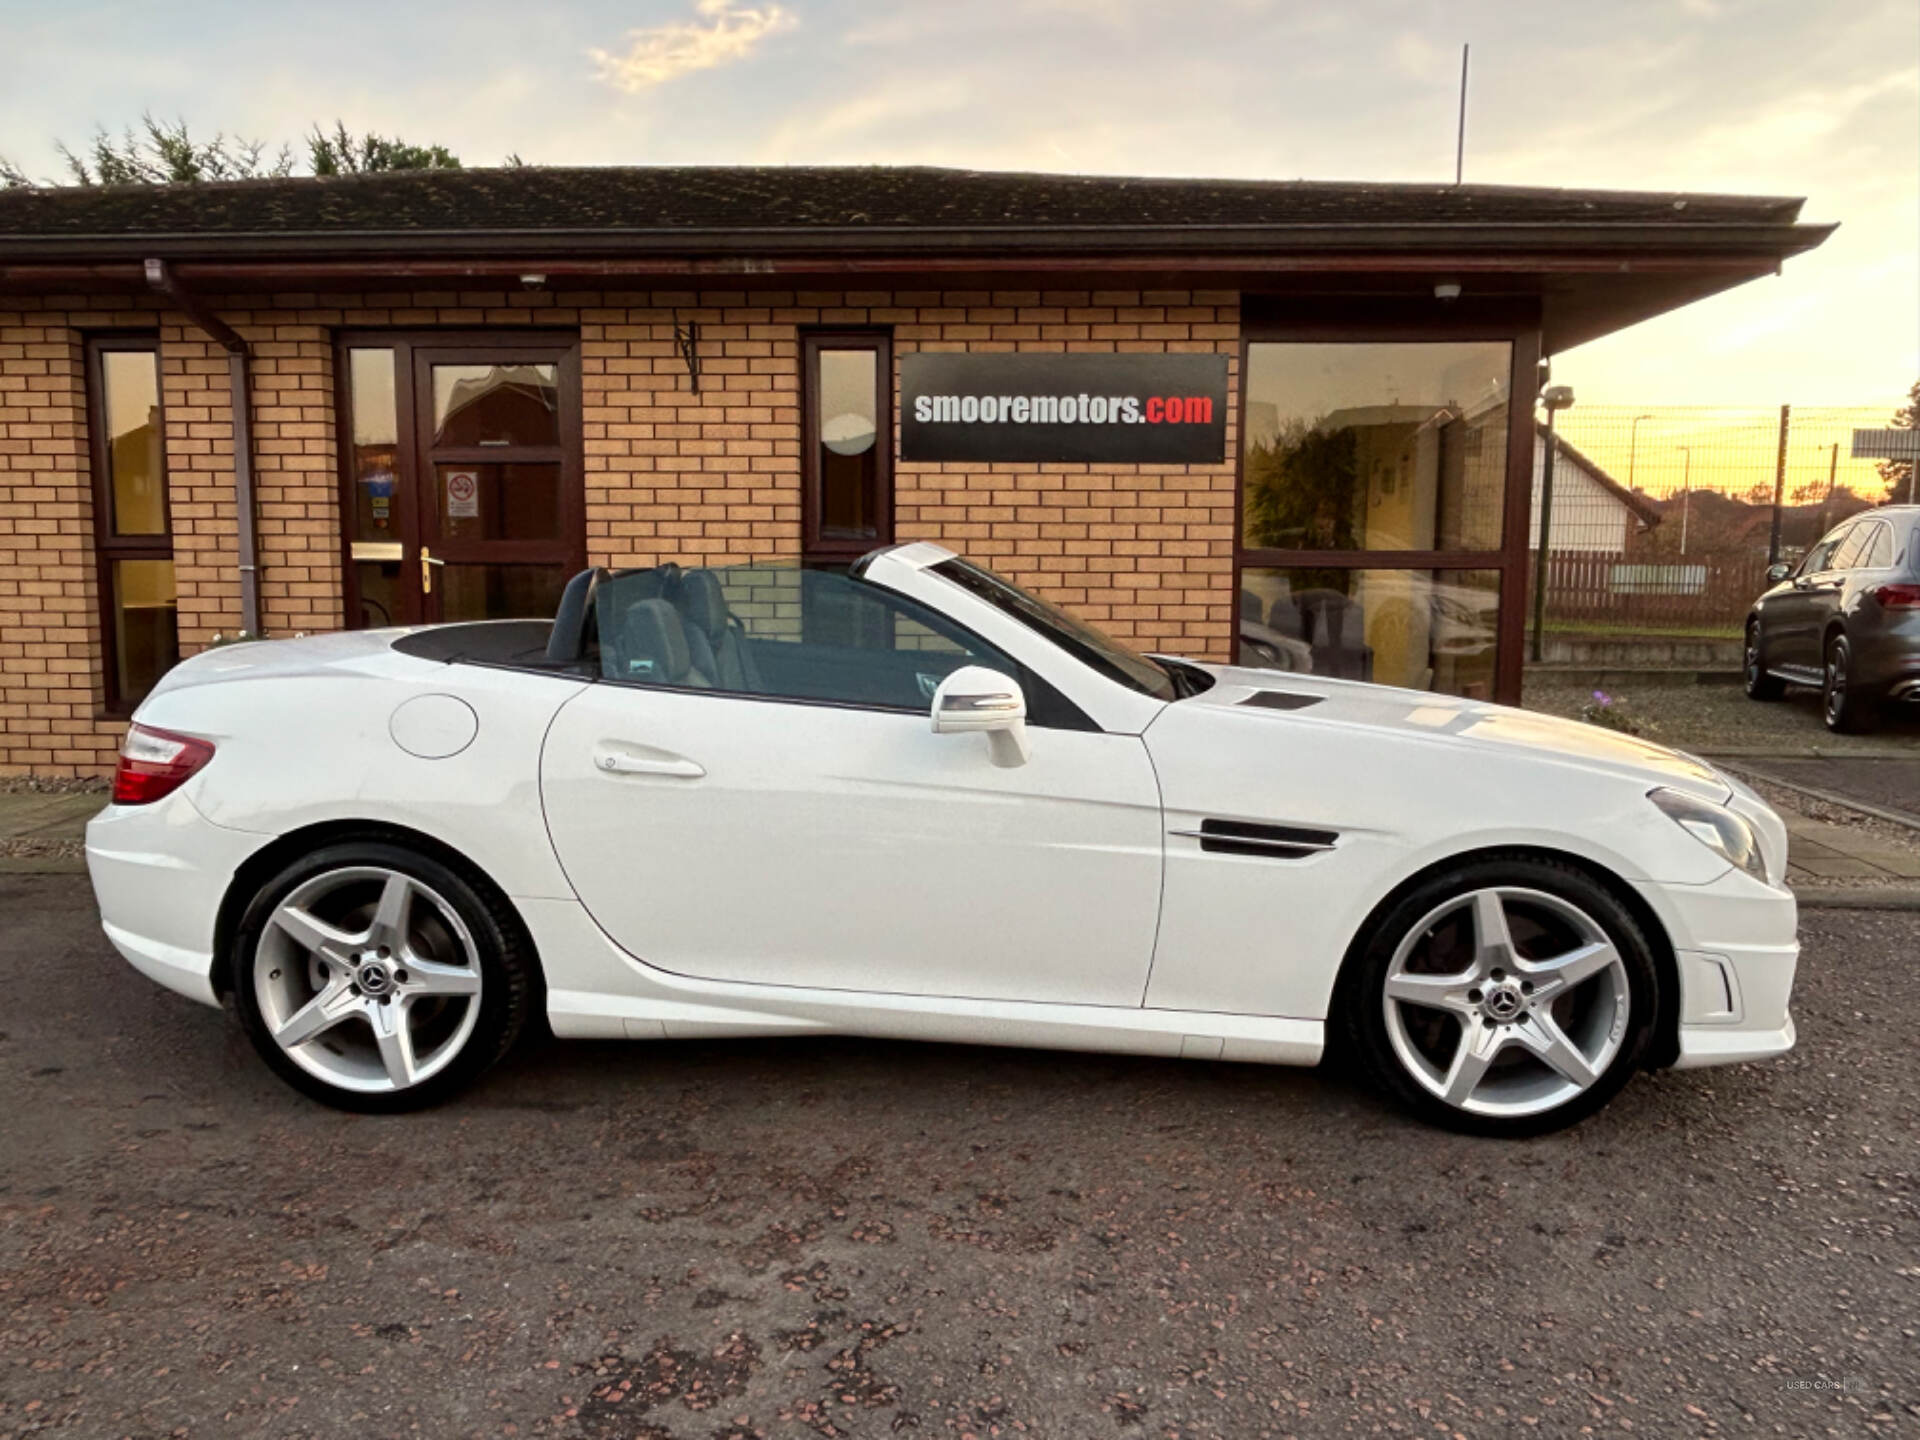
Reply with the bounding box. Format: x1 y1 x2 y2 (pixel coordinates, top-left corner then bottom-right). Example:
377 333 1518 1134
0 167 1828 774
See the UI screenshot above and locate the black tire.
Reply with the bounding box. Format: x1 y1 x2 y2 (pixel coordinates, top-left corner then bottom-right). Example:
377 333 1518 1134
229 841 534 1113
1744 620 1785 700
1337 855 1661 1138
1822 632 1879 734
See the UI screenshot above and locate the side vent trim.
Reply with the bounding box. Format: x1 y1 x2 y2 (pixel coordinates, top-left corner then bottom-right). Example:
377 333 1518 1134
1172 818 1340 859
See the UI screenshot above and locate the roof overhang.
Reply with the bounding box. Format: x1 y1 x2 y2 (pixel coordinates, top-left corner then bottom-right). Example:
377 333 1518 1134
0 220 1833 355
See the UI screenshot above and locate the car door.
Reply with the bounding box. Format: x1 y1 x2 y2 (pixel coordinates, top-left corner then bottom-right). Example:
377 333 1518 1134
539 564 1164 1007
1771 523 1853 671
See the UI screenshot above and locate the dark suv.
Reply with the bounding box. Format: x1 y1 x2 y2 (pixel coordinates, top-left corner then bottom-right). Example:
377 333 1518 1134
1745 504 1920 731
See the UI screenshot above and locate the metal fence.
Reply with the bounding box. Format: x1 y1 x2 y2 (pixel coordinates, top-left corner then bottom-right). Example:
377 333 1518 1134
1529 404 1901 639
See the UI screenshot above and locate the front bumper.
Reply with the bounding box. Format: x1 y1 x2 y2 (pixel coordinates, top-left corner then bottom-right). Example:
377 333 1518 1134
1635 867 1799 1070
85 791 272 1009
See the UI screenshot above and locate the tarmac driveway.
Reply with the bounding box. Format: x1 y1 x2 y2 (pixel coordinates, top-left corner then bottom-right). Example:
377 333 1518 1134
1 874 1914 1438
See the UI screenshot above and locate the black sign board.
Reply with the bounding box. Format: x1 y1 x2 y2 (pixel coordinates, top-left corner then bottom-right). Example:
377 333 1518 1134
899 353 1229 465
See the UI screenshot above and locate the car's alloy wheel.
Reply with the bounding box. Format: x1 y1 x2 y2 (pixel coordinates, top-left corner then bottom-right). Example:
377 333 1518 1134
1342 858 1656 1136
1744 621 1784 700
231 842 532 1111
1823 633 1876 733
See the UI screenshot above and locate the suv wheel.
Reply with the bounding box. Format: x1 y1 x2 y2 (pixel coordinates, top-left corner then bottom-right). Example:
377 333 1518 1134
1823 632 1878 733
1744 620 1785 700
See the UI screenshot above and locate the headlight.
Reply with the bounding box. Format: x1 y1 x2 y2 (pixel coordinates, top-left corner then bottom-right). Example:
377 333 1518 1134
1649 786 1767 882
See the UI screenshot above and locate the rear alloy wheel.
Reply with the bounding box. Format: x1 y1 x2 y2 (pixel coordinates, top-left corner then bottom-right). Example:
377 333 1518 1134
1342 858 1657 1136
231 842 532 1111
1744 620 1785 700
1822 632 1877 733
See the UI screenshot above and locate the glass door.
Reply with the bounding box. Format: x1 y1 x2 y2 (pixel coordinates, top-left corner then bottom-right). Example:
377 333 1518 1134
1237 337 1530 700
338 334 584 628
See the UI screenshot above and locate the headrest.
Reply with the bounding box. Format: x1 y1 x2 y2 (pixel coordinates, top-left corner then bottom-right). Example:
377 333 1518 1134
677 569 728 639
618 597 690 681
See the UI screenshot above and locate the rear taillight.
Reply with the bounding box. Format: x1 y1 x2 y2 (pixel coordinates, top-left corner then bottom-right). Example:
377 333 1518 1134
112 723 215 805
1872 584 1920 609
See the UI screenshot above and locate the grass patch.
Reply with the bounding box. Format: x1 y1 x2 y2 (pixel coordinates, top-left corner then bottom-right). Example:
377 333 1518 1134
1542 620 1743 640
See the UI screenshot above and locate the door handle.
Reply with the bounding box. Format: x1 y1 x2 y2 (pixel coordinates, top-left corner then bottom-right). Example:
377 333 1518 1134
420 546 446 594
594 747 705 779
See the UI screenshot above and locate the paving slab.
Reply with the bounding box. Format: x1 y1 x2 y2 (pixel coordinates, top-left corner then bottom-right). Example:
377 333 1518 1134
1736 755 1920 825
0 788 105 839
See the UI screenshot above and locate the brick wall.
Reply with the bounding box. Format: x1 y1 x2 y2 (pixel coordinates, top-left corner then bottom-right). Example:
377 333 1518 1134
1 300 112 774
0 285 1239 776
580 287 1240 656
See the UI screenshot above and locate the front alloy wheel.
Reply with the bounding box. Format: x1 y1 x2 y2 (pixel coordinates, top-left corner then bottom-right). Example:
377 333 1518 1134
1343 858 1657 1136
1823 633 1876 733
1744 620 1784 700
231 842 533 1111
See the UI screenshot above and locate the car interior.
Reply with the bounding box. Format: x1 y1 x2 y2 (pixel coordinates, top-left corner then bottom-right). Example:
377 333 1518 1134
390 561 1102 728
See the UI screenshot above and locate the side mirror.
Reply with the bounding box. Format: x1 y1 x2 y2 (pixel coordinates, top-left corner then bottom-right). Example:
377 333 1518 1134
931 665 1030 767
1766 563 1792 584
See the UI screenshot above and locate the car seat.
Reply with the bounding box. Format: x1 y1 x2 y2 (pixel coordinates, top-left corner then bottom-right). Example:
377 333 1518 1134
610 597 713 686
674 569 763 691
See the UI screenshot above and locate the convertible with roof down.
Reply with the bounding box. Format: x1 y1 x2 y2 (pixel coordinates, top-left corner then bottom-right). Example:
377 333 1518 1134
88 543 1799 1135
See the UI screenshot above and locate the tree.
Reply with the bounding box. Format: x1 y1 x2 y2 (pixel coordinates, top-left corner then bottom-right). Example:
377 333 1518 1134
44 115 294 185
307 121 461 176
1879 380 1920 504
0 114 460 187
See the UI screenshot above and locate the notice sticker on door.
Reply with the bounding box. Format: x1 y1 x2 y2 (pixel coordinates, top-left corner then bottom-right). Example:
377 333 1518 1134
445 469 479 518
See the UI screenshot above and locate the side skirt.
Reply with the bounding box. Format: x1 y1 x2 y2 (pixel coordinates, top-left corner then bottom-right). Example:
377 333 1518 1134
520 897 1323 1067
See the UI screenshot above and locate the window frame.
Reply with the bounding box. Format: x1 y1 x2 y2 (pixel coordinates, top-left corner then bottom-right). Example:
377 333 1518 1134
1865 520 1894 570
1831 521 1876 572
1235 298 1542 703
86 334 174 716
801 329 894 564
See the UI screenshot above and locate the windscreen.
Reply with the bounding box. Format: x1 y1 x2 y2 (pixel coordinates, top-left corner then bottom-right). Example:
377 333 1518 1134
931 557 1176 701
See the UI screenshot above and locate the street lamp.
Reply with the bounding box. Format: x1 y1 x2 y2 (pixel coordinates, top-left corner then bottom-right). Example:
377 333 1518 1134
1628 413 1654 490
1530 385 1576 663
1676 445 1693 556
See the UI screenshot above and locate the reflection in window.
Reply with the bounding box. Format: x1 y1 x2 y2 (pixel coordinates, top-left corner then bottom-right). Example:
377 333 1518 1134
804 336 891 560
1242 343 1511 553
432 364 560 447
1239 567 1500 697
439 563 571 623
347 348 401 543
817 350 879 537
101 349 166 536
435 462 562 542
111 558 179 703
89 339 177 710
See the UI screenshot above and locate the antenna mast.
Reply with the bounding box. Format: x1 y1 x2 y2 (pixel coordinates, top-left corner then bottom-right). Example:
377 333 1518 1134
1455 43 1470 184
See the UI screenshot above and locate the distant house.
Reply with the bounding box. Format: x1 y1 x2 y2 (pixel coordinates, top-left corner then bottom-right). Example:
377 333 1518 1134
1528 434 1662 554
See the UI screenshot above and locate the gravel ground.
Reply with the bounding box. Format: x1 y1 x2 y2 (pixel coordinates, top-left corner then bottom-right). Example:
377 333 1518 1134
0 778 108 796
1522 678 1920 753
1 875 1914 1438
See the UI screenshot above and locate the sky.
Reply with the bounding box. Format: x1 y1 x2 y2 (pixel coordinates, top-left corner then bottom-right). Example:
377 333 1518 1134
1 0 1915 426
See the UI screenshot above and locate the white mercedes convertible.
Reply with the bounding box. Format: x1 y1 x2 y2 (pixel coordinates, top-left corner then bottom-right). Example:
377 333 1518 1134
88 544 1799 1135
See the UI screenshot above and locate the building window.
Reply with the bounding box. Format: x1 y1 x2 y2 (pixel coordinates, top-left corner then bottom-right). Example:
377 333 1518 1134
87 337 177 712
803 331 892 563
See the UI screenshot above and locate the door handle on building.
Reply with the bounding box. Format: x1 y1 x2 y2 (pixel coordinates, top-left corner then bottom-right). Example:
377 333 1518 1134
420 547 445 594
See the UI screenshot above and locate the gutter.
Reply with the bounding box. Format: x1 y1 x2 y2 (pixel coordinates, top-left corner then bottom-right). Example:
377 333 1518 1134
0 219 1840 266
0 247 1817 292
143 259 261 637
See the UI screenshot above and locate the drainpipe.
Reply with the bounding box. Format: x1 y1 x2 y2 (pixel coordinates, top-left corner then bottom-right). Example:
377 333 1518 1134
143 258 262 637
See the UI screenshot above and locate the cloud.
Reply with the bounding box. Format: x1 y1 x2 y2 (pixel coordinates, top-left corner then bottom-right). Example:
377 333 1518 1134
590 0 796 93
